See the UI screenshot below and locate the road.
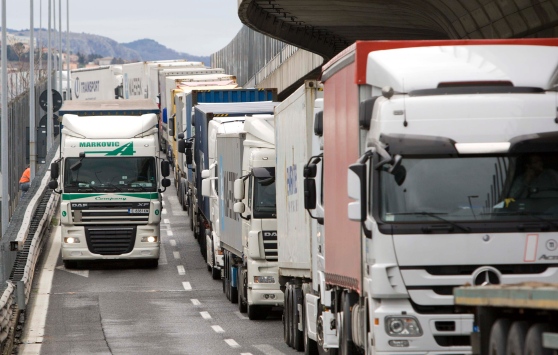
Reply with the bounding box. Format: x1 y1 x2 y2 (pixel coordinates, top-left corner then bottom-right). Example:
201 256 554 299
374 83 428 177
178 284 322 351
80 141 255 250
17 181 293 355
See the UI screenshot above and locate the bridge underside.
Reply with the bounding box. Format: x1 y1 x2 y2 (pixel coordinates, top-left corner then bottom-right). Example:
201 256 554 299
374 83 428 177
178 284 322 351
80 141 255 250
239 0 558 60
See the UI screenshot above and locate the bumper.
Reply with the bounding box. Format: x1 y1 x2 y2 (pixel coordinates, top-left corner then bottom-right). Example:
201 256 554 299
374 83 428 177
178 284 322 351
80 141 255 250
61 245 160 260
248 288 284 306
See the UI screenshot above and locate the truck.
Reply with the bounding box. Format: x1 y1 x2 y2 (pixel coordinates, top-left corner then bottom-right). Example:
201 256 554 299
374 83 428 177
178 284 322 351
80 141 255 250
200 111 283 320
158 67 224 153
71 65 123 101
168 74 238 182
300 38 558 354
48 99 171 268
454 283 558 354
273 81 324 351
176 88 278 232
122 60 205 100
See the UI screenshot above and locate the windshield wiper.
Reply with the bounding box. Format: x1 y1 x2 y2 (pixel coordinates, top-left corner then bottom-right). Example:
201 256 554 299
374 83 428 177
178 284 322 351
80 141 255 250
483 211 558 231
392 212 472 233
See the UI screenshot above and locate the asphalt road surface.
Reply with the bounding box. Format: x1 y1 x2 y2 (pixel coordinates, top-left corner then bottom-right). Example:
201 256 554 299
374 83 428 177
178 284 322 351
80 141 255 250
17 180 294 355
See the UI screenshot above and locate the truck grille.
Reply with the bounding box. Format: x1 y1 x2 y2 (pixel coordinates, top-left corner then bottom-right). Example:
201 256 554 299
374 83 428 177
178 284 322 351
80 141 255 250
71 202 150 224
85 226 136 255
262 231 278 261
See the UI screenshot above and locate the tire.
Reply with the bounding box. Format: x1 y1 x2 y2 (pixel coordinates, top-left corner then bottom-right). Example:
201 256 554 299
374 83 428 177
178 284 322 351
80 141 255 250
284 284 292 346
303 291 319 355
211 266 221 280
292 286 304 351
506 321 530 355
230 285 238 304
525 323 553 355
489 319 512 355
248 304 266 321
238 294 247 313
238 269 247 313
340 292 358 355
177 181 183 205
181 183 188 211
63 260 78 269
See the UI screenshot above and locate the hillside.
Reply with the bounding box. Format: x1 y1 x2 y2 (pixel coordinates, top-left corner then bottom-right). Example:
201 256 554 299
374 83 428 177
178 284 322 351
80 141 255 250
10 29 210 65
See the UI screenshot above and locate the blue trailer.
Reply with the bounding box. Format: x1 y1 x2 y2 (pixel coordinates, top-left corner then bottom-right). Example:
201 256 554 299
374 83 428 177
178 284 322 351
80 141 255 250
187 101 278 268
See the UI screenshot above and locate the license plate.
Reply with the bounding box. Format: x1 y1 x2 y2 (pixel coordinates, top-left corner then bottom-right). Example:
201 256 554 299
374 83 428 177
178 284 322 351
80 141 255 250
129 209 149 214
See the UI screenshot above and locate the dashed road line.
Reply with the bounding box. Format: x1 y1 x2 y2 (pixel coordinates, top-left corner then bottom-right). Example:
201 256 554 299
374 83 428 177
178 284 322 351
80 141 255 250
224 339 240 348
240 353 253 355
173 251 180 259
182 282 192 291
200 311 212 320
167 230 174 236
163 218 170 224
162 209 167 215
170 239 176 247
211 325 224 333
253 345 286 355
191 299 201 306
177 265 185 275
162 200 166 206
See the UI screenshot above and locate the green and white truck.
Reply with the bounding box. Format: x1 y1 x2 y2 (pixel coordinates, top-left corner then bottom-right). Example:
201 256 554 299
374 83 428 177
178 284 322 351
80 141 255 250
49 99 171 268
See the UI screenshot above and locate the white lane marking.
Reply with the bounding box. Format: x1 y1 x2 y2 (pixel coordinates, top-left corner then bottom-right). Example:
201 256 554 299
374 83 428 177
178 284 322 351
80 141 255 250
200 311 212 320
182 282 192 291
169 239 176 247
211 325 224 333
20 226 61 354
162 200 166 206
224 339 240 348
234 311 248 320
167 230 174 237
55 265 89 277
191 299 201 306
173 251 180 259
162 209 167 215
241 353 253 355
177 265 185 275
253 344 286 355
163 218 170 224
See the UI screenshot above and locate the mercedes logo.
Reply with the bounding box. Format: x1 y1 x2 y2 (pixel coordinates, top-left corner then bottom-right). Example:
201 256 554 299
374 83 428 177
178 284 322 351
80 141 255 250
472 267 501 286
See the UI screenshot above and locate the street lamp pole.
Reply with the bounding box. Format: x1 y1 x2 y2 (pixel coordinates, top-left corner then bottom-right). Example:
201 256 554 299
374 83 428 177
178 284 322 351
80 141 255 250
47 0 53 150
30 0 36 181
1 0 9 234
66 0 69 100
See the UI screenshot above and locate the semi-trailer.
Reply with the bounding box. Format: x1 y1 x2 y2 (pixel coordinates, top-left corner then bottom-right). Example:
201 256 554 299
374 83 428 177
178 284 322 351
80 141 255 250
71 65 123 101
49 99 171 268
298 38 558 354
201 112 283 319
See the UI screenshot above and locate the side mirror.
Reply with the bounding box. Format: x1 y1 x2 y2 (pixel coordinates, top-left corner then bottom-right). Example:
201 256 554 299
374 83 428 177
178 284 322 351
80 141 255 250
48 180 58 190
347 163 366 222
201 169 210 179
303 163 317 178
50 162 59 179
233 202 245 214
161 160 170 177
304 178 317 210
234 179 245 200
114 84 123 99
185 149 193 165
169 116 175 139
178 139 185 153
161 178 171 188
178 133 184 139
201 178 210 197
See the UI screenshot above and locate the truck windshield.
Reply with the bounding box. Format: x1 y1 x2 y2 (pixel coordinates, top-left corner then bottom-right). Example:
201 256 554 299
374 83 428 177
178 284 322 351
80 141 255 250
64 157 157 192
378 153 558 225
253 178 276 218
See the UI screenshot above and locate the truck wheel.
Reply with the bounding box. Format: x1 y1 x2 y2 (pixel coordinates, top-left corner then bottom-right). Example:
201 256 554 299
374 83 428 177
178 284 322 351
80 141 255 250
63 260 78 269
248 304 266 320
525 323 553 355
292 286 304 351
506 321 530 355
230 285 238 304
303 292 319 355
177 181 183 204
489 319 512 355
238 269 247 312
284 284 292 346
340 292 358 355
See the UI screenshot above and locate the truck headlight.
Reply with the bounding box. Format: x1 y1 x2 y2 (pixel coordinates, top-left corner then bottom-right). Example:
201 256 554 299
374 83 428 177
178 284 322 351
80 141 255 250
385 316 422 337
254 276 275 284
64 237 80 244
141 236 158 243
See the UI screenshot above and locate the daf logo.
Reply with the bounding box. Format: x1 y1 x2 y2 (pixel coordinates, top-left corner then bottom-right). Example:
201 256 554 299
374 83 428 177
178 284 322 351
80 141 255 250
472 267 501 286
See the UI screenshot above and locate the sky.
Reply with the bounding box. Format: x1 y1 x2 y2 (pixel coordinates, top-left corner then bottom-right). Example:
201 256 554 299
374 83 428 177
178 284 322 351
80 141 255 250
4 0 244 56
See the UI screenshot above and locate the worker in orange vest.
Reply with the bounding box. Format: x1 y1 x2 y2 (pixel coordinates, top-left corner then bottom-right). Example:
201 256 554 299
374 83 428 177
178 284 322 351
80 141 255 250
19 165 31 195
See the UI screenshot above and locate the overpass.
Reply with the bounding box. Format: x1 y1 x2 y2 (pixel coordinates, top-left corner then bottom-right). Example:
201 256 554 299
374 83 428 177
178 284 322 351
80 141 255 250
238 0 558 60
